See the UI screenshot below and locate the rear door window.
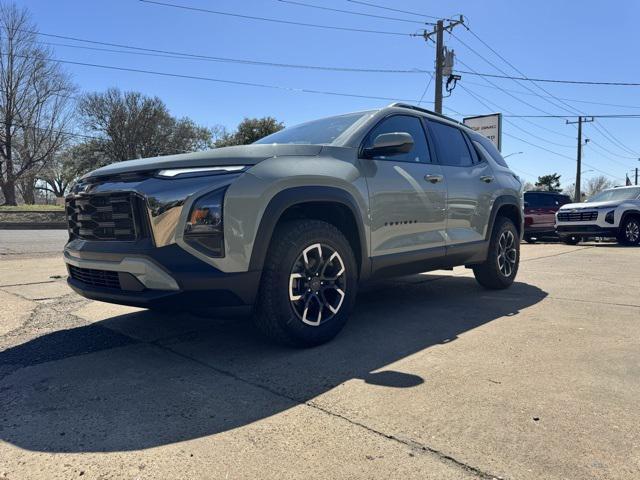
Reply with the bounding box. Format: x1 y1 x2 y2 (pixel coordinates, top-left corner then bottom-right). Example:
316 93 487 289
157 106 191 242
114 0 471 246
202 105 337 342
427 120 474 167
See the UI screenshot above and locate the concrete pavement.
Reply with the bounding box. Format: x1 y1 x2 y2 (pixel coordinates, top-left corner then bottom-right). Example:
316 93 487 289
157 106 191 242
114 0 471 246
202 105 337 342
0 231 638 479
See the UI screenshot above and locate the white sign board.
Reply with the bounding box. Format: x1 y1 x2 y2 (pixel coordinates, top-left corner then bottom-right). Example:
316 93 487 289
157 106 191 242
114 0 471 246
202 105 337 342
463 113 502 151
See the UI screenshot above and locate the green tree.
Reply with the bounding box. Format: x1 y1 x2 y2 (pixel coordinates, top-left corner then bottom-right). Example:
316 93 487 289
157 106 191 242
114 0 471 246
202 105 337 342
535 173 562 192
77 88 213 167
215 117 284 147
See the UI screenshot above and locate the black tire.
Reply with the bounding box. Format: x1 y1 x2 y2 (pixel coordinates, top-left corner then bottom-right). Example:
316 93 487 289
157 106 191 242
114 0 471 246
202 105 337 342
253 219 358 347
473 216 520 290
617 215 640 246
562 235 580 245
523 234 536 244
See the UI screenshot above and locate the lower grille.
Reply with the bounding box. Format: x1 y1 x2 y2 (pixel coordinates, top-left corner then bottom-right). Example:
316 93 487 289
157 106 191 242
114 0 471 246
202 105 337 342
557 211 598 222
68 265 121 289
66 193 139 241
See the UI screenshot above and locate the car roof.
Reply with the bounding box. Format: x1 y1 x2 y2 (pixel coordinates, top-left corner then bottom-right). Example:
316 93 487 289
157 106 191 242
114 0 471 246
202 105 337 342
524 191 568 195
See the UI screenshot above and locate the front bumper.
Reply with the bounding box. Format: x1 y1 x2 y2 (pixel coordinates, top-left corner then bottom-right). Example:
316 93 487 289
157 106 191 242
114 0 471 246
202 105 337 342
65 243 261 309
555 225 618 237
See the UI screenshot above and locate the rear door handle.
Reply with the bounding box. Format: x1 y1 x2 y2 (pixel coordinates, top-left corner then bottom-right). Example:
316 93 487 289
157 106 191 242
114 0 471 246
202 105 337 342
480 175 494 183
424 174 444 184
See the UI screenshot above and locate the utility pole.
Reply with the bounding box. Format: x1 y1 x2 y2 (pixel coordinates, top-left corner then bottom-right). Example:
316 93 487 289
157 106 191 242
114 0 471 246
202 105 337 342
420 15 465 114
434 20 444 114
635 167 638 186
566 116 593 202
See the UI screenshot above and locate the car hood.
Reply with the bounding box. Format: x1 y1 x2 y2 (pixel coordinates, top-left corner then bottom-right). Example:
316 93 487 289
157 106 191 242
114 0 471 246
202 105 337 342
559 200 621 210
83 144 324 179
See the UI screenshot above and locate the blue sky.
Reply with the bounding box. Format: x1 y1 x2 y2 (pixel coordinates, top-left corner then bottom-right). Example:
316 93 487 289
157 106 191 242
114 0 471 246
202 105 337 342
17 0 640 187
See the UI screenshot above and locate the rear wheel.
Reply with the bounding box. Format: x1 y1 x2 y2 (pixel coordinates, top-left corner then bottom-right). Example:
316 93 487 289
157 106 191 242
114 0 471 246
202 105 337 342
523 234 536 244
562 235 580 245
473 217 519 290
618 216 640 246
253 219 357 347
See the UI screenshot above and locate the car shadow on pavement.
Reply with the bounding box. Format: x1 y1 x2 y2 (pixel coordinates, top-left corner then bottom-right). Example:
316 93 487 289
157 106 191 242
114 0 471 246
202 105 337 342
0 274 547 453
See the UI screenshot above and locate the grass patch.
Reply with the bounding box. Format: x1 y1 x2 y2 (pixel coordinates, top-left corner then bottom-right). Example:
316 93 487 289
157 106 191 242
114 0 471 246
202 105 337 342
0 204 64 211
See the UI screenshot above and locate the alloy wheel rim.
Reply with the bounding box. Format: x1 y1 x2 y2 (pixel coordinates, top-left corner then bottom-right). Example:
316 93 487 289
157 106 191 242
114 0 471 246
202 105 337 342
289 243 346 326
626 220 640 242
497 230 517 277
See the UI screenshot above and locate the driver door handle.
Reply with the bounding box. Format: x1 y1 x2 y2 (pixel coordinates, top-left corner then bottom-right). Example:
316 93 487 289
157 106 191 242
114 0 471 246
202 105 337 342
424 174 444 184
480 175 494 183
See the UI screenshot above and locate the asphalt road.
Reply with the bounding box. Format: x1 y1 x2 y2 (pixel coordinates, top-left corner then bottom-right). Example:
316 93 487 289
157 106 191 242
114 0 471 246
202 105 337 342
0 231 638 479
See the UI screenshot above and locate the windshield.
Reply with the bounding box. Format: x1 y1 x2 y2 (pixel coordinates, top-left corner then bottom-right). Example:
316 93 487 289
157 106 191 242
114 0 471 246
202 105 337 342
587 187 640 203
254 111 372 145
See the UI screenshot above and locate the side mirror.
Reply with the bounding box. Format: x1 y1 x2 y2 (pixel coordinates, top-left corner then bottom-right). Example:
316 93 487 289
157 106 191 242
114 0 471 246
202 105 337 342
363 132 414 158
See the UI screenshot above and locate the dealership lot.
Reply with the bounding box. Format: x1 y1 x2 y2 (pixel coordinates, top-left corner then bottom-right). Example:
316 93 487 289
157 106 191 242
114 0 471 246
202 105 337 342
0 231 638 479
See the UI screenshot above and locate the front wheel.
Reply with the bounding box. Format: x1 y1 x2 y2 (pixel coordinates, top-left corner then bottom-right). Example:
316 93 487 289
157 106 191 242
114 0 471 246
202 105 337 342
473 217 520 289
253 219 358 347
618 216 640 246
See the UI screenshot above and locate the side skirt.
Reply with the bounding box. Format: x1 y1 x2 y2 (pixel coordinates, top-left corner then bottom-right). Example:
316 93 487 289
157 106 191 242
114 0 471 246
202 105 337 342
369 240 489 279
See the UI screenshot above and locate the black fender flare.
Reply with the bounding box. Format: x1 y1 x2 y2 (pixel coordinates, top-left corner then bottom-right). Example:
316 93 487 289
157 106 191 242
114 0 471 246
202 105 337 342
248 186 370 279
486 195 523 240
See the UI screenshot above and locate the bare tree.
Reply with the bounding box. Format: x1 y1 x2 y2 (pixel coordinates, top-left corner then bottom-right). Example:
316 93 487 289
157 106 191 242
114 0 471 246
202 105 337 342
0 2 75 205
585 175 614 199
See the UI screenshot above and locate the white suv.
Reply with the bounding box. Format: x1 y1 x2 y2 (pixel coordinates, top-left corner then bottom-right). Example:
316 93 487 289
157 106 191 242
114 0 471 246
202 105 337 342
555 186 640 245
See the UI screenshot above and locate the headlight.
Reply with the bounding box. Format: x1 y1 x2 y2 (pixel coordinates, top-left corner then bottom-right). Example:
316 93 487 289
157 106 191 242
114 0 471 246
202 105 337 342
183 187 227 257
156 166 246 178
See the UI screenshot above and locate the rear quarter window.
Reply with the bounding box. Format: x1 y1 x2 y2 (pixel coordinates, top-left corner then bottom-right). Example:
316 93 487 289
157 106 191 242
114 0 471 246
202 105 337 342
473 133 509 168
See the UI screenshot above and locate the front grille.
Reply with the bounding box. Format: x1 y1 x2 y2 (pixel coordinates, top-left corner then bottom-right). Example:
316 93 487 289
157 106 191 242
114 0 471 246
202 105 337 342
66 193 139 240
557 210 598 222
68 265 121 289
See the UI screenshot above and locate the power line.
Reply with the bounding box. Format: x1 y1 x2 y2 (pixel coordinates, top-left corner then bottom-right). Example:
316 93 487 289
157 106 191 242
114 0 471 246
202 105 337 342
11 53 425 104
459 79 640 110
345 0 452 21
460 28 636 158
138 0 413 36
593 119 640 157
501 114 640 119
458 84 575 148
455 68 640 86
276 0 431 25
457 27 640 158
417 72 434 106
26 29 640 99
34 35 429 74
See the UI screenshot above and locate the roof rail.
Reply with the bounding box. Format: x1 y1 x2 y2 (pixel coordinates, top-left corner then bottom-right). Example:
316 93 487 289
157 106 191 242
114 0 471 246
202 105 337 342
387 102 462 125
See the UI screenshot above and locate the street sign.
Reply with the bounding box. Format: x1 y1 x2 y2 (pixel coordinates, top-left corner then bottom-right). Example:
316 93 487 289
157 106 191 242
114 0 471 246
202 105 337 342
463 113 502 151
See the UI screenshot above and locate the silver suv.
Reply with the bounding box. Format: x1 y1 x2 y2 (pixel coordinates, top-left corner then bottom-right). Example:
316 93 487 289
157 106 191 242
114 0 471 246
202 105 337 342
64 103 523 346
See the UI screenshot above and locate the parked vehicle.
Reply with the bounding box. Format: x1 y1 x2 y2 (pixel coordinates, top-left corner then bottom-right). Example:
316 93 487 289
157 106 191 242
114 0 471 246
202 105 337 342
555 186 640 245
64 103 523 346
523 191 572 243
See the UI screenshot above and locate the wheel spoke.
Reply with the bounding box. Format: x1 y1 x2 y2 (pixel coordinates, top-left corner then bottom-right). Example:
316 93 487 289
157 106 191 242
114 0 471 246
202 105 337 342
302 294 323 326
327 288 345 314
289 273 303 301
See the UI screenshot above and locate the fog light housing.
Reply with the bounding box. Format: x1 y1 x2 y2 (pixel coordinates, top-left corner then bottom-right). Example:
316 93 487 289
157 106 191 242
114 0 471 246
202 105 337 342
184 187 227 257
605 210 615 224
